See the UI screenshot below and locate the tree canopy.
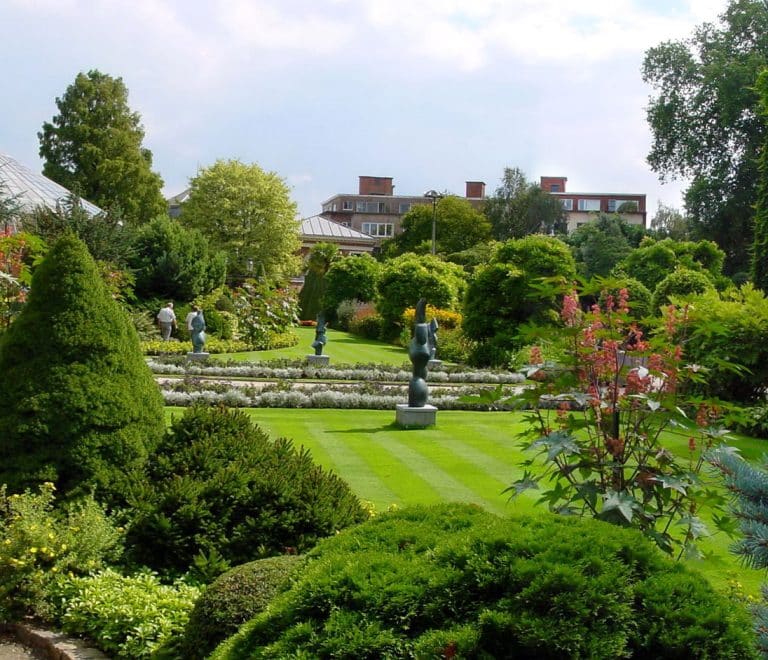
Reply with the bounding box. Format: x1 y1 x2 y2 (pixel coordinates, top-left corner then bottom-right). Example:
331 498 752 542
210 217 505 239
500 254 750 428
298 242 339 321
127 215 227 301
381 195 491 257
484 167 567 240
567 214 643 280
642 0 768 274
618 237 725 291
38 70 166 224
376 253 467 332
322 254 381 320
463 235 577 364
180 159 300 284
752 68 768 291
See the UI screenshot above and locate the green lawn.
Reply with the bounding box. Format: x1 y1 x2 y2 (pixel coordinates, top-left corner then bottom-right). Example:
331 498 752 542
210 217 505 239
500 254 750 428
221 327 409 366
169 406 768 596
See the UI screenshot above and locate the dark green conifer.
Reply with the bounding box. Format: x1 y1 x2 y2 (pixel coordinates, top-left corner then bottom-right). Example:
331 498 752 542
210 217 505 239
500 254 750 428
0 233 164 501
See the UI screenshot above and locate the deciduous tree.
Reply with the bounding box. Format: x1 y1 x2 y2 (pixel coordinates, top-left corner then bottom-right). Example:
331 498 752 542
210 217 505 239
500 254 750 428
381 196 491 257
180 160 300 284
642 0 768 274
38 70 166 224
484 167 567 239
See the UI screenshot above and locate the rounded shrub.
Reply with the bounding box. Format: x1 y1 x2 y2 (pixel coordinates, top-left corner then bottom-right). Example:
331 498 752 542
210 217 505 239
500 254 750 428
180 555 303 660
125 405 368 575
651 268 714 312
212 504 757 660
598 276 653 321
0 234 164 502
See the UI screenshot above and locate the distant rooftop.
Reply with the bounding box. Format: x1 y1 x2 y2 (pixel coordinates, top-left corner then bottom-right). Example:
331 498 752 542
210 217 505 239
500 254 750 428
0 152 103 217
301 215 375 242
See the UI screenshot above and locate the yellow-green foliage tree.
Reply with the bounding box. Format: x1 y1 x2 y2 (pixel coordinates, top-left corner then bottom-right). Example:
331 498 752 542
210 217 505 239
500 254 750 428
0 234 164 502
180 159 301 284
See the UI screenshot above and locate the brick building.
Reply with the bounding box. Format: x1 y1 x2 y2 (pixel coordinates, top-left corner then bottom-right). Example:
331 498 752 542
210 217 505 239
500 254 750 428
539 176 646 232
319 176 486 242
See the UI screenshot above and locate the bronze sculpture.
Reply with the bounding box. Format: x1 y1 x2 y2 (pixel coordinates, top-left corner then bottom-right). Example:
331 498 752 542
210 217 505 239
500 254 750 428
408 299 430 407
312 313 327 356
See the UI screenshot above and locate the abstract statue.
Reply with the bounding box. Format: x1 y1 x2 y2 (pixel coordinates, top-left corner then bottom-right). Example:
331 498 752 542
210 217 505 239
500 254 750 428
191 310 206 353
428 317 439 360
408 299 430 407
312 313 327 356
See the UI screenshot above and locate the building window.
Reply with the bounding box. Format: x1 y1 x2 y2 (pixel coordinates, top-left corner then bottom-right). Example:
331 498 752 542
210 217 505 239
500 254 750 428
560 198 573 210
355 201 366 212
399 202 411 213
342 200 353 210
608 199 638 213
577 199 601 212
550 184 560 192
362 222 393 237
363 202 386 213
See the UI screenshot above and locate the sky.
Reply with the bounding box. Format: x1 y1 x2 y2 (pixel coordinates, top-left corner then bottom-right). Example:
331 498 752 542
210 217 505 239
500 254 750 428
1 0 731 221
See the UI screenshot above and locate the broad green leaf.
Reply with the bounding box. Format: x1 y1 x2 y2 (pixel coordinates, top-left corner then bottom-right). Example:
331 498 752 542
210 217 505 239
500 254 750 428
503 471 540 500
601 490 639 524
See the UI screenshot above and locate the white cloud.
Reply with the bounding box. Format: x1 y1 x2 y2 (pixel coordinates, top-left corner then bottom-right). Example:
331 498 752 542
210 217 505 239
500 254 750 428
215 0 352 54
331 0 730 70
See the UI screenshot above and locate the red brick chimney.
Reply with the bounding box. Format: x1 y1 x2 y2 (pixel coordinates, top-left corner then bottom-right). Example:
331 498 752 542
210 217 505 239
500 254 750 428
359 176 394 196
465 181 486 199
540 176 567 193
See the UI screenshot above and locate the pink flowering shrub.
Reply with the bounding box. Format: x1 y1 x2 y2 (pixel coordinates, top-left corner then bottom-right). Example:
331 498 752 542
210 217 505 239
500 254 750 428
510 286 737 558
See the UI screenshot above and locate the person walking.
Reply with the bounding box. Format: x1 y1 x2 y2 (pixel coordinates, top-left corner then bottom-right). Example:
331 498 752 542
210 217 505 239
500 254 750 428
157 302 177 341
185 305 200 333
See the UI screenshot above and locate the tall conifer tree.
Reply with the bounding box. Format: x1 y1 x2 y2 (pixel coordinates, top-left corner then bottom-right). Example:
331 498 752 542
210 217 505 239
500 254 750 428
0 234 164 501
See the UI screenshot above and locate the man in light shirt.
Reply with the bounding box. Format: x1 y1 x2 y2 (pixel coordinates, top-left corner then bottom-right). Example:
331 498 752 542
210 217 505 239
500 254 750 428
157 302 177 341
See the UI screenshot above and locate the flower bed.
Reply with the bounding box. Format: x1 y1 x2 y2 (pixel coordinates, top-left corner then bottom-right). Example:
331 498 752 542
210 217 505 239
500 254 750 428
157 378 520 411
148 358 525 385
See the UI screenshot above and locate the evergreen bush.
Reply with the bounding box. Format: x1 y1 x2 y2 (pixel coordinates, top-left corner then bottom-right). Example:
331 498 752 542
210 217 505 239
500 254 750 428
126 406 368 575
212 504 756 659
0 234 164 501
180 555 302 659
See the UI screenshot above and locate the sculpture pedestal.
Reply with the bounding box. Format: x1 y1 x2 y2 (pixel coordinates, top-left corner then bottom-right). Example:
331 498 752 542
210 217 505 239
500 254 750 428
395 404 437 428
428 359 443 370
186 352 210 361
306 355 330 366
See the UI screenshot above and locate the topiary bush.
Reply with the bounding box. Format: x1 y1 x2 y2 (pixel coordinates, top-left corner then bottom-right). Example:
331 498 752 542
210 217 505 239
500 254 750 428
125 405 368 576
651 267 714 312
212 504 757 660
0 233 164 502
179 555 303 660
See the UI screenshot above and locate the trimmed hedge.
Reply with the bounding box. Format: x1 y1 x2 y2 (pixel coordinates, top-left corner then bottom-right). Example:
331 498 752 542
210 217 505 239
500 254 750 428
212 504 757 659
179 555 303 659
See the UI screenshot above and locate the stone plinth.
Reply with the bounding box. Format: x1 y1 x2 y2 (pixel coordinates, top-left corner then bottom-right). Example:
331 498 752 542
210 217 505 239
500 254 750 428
306 354 330 366
186 352 210 361
395 404 437 428
428 359 443 370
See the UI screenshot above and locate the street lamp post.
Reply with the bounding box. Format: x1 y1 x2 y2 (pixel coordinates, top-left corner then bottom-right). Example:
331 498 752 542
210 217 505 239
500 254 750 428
423 190 442 255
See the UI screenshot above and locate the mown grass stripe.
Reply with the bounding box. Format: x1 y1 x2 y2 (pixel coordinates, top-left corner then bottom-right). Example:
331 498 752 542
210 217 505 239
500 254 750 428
369 430 503 514
300 423 402 507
